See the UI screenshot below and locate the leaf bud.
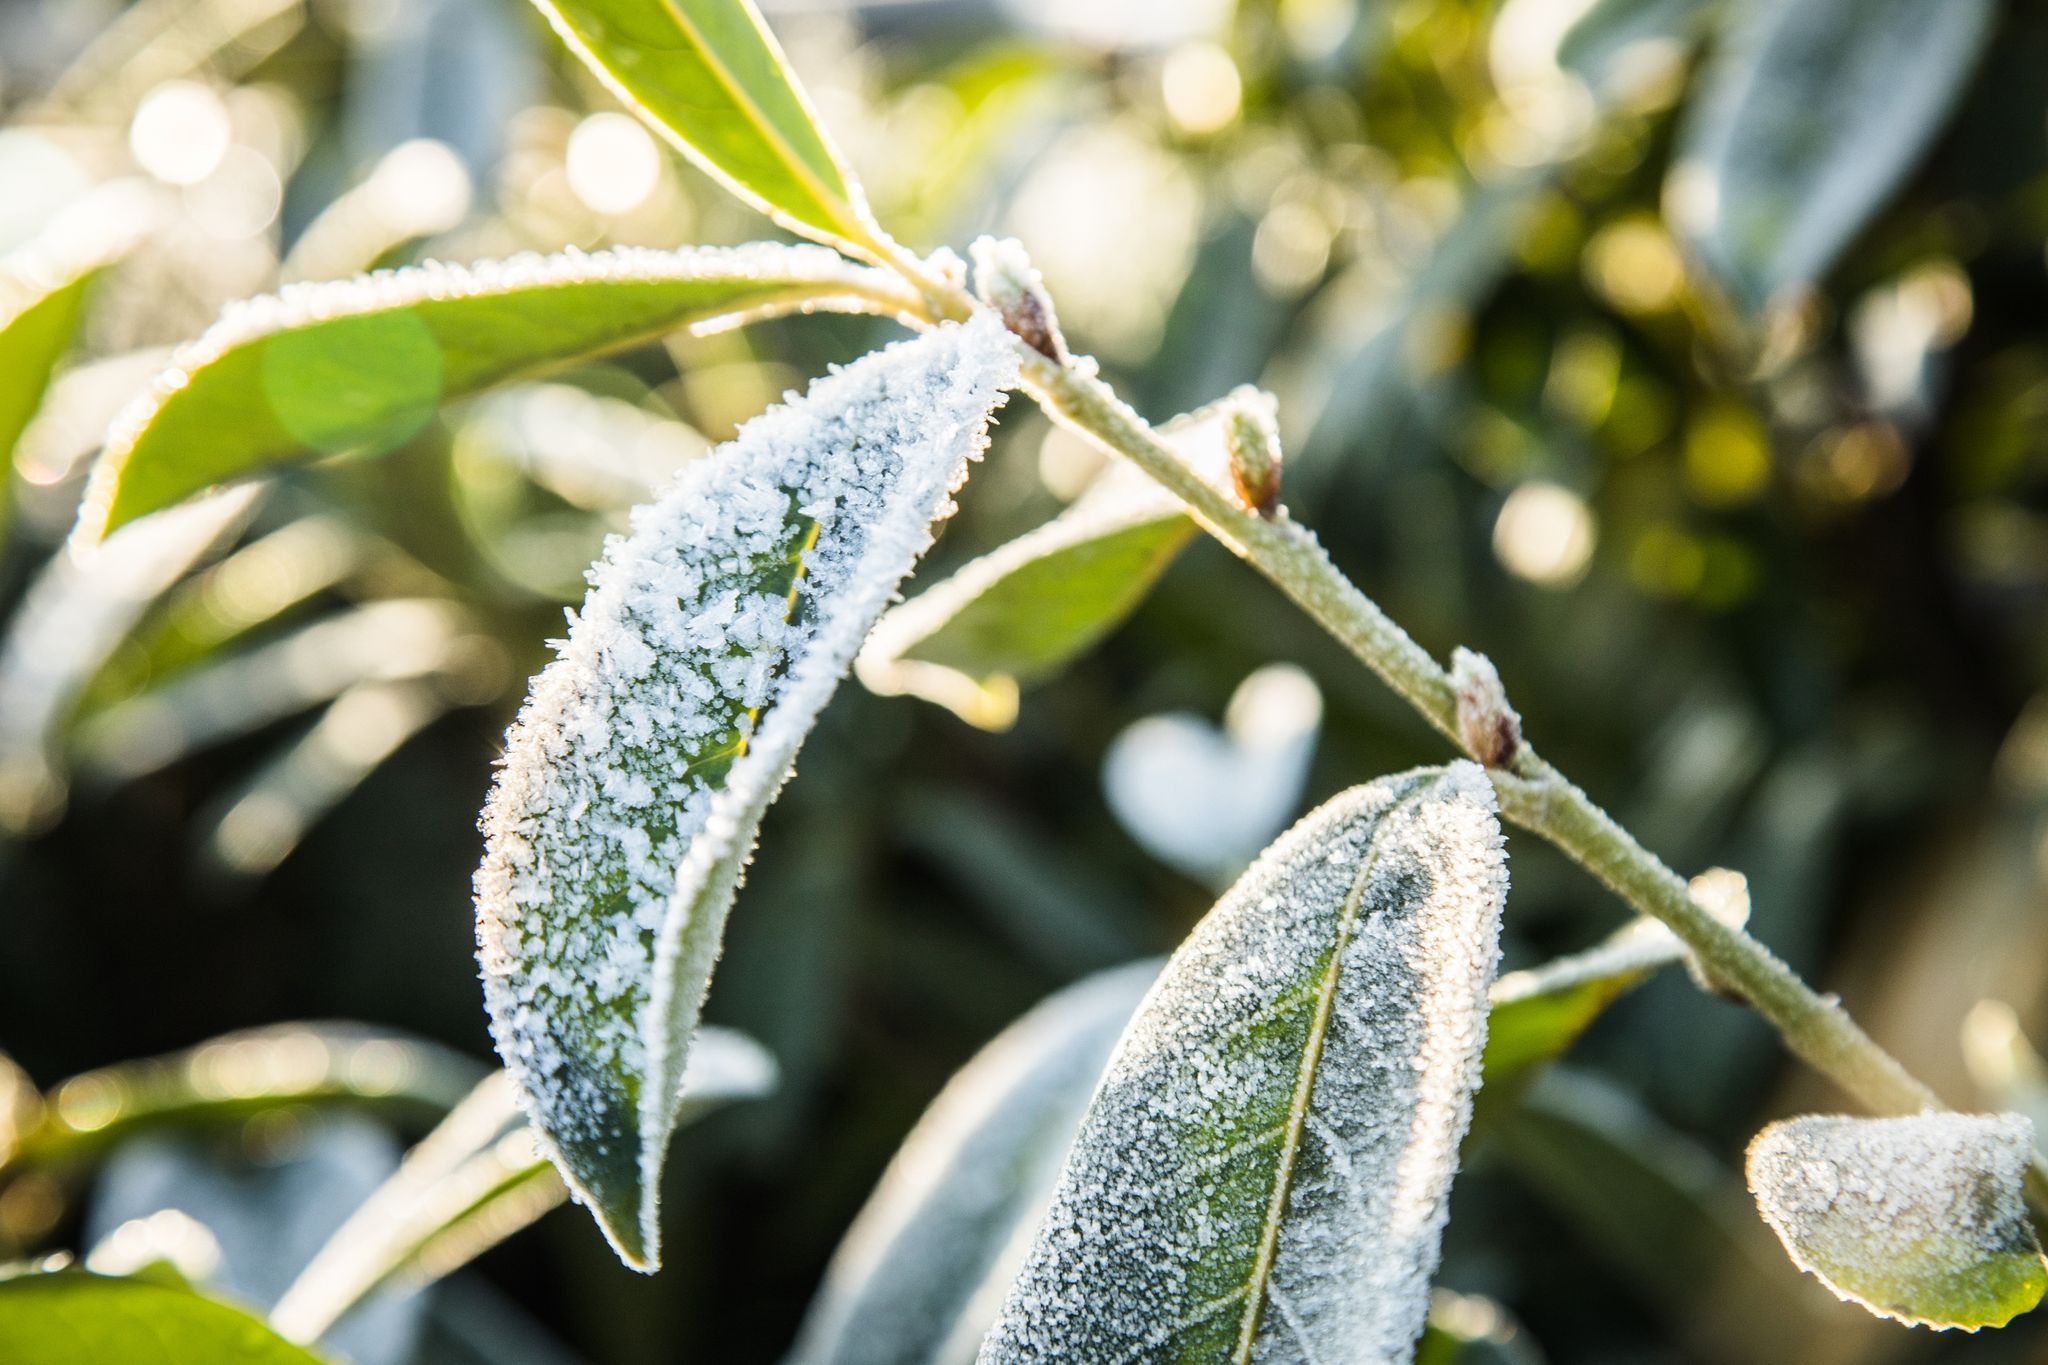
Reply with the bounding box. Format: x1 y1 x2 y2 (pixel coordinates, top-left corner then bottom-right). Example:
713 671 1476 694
969 236 1068 364
1222 390 1283 517
1450 647 1521 769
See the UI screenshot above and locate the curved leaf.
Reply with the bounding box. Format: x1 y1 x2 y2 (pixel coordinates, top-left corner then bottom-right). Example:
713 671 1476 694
856 481 1192 730
1746 1112 2048 1331
273 1031 773 1344
0 182 154 485
1668 0 1997 314
0 1273 328 1365
856 403 1241 730
476 316 1015 1271
981 763 1507 1363
1475 918 1685 1130
75 243 919 542
4 1023 485 1174
793 961 1159 1365
529 0 876 250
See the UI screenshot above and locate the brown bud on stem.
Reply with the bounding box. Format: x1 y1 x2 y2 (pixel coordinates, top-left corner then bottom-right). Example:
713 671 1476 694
1222 393 1283 517
1450 647 1521 768
970 236 1068 364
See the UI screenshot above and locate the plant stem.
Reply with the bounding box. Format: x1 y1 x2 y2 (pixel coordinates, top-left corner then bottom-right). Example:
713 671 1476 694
999 345 2048 1223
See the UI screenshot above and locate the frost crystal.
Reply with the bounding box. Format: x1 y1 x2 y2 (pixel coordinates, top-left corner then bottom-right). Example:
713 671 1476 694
475 315 1015 1269
981 762 1507 1364
1747 1112 2048 1330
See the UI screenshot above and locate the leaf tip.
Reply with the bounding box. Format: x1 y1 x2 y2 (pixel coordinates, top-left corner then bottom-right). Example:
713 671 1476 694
1747 1111 2047 1331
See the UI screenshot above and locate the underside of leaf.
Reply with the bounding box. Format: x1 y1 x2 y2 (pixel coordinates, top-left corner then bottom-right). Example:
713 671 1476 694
981 762 1507 1363
1746 1112 2048 1331
475 315 1015 1270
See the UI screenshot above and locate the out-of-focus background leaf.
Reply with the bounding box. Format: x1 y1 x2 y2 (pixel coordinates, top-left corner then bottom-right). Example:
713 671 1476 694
0 0 2046 1359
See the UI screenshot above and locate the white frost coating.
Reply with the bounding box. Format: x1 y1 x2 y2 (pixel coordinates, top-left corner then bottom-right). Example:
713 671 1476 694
476 315 1016 1270
793 960 1160 1365
981 763 1507 1364
72 242 919 546
1747 1112 2048 1330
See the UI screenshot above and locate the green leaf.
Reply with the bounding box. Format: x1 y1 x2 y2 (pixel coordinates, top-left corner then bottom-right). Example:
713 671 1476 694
0 181 152 544
273 1031 774 1344
528 0 876 250
475 316 1015 1271
0 1273 328 1365
855 400 1247 730
75 243 919 542
982 763 1508 1361
793 961 1158 1365
1669 0 1997 314
856 478 1193 730
1474 918 1686 1130
4 1023 484 1174
1746 1113 2048 1331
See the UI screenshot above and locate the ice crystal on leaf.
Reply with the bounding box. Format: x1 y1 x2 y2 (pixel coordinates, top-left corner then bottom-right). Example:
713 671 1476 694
1747 1112 2048 1330
980 762 1507 1364
475 315 1015 1270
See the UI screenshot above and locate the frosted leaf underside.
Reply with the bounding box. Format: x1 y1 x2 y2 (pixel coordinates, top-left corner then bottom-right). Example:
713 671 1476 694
1747 1112 2048 1330
793 960 1159 1365
475 316 1015 1270
981 762 1508 1364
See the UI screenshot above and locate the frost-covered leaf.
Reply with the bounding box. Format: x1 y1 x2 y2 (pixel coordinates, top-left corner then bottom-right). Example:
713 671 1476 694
75 244 919 541
528 0 876 250
793 961 1158 1365
1667 0 1997 315
856 479 1193 731
1746 1113 2048 1330
981 763 1507 1363
0 1273 329 1365
1475 918 1686 1129
857 404 1244 729
273 1031 773 1345
476 316 1016 1271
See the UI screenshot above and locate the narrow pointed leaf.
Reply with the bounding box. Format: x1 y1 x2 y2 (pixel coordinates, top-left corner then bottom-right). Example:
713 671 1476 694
75 244 919 542
529 0 876 250
856 482 1193 730
1669 0 1996 314
476 316 1015 1271
981 763 1507 1363
0 1273 328 1365
1747 1113 2048 1330
793 961 1159 1365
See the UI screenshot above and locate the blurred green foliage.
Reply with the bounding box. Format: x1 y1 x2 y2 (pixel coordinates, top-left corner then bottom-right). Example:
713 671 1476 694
2 0 2047 1359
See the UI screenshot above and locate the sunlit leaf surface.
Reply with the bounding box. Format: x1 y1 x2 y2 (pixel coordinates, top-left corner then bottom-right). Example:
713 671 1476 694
476 316 1015 1270
76 244 919 541
527 0 876 249
982 764 1507 1362
1747 1112 2048 1330
0 1273 329 1365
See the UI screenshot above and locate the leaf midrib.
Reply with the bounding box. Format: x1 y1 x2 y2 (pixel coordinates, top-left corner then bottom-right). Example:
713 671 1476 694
1230 782 1429 1362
